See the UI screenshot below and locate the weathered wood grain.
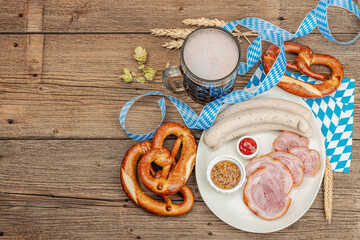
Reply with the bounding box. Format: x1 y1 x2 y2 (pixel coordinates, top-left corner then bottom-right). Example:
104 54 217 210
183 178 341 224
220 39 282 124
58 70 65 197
1 193 358 240
0 0 27 32
0 34 359 139
26 0 44 32
1 139 358 200
0 1 359 239
0 139 359 239
0 0 359 33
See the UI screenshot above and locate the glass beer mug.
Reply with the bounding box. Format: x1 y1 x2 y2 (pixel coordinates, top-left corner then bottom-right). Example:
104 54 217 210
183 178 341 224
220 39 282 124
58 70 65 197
162 26 241 104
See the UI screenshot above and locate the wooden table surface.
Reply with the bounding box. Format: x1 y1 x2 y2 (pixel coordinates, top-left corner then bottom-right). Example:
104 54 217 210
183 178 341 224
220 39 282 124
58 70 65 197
0 0 359 239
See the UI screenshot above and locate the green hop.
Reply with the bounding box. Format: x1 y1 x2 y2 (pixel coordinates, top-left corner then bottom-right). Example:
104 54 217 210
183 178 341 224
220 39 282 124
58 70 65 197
119 67 133 83
133 46 147 65
143 67 157 81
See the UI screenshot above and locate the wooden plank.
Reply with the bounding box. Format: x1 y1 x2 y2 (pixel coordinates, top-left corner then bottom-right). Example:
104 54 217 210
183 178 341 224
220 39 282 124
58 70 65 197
0 139 359 239
1 193 359 239
0 33 359 139
0 0 358 33
41 0 360 34
0 139 359 200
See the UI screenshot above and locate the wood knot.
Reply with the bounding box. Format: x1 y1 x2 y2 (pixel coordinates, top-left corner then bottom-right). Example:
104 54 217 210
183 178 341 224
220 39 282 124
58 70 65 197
71 13 79 22
8 119 13 124
166 205 171 212
13 43 18 48
278 16 284 21
208 232 213 236
18 13 23 18
179 7 184 11
53 129 58 134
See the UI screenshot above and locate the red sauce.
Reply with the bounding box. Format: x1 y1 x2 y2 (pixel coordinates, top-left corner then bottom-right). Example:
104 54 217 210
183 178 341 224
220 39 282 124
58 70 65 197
239 137 257 155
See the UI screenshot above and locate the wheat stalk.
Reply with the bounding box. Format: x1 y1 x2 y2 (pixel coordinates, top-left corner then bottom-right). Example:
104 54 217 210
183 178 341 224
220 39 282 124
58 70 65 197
159 18 259 49
324 156 333 223
151 28 194 39
162 39 184 49
183 17 227 28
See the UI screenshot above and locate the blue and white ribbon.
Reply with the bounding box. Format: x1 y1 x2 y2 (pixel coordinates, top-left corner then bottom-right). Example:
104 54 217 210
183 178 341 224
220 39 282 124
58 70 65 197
120 0 359 143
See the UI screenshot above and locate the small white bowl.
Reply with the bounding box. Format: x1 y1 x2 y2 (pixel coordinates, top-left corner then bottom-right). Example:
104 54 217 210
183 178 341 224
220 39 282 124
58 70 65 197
236 136 259 160
206 155 246 194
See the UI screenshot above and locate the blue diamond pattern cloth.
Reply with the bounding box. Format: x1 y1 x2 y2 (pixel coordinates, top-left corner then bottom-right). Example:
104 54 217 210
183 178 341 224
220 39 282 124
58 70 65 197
245 65 355 172
120 0 359 172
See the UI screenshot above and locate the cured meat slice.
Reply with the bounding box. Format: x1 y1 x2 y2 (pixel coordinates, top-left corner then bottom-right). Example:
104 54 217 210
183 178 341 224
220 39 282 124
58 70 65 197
289 147 321 176
245 156 293 194
268 151 305 187
243 167 291 220
273 131 309 152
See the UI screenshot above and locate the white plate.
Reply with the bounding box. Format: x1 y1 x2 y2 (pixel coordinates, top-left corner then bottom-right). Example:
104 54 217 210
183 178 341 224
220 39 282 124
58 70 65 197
195 86 325 233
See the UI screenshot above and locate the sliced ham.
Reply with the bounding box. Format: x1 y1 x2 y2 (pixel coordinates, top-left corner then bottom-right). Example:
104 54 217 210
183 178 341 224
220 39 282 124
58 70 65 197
273 131 309 152
268 151 305 187
243 167 291 220
289 147 321 176
245 155 293 194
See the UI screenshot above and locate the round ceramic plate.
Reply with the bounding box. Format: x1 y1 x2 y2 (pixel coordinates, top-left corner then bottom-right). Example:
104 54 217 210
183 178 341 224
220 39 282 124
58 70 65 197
195 86 326 233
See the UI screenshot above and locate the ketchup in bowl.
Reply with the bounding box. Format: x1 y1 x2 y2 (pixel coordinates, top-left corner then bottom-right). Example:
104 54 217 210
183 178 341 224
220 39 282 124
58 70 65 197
237 136 259 160
239 137 257 155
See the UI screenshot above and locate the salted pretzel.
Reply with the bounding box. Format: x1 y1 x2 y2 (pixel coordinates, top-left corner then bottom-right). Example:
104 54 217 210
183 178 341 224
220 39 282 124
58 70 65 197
120 141 194 216
263 42 343 98
138 122 197 196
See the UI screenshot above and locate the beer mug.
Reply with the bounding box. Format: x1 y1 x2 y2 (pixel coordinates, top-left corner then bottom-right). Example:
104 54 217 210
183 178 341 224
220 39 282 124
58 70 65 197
162 26 241 104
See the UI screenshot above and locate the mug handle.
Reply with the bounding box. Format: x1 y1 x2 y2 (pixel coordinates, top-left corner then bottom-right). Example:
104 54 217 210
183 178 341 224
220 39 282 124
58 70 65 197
162 65 185 93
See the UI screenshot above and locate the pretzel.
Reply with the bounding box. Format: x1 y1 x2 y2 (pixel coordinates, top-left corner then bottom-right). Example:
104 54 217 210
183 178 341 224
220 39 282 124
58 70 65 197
120 141 194 216
138 122 197 196
263 42 343 98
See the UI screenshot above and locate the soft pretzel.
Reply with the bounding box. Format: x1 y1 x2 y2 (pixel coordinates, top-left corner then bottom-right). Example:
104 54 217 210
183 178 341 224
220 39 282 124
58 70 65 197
120 141 194 216
263 42 343 98
138 122 197 196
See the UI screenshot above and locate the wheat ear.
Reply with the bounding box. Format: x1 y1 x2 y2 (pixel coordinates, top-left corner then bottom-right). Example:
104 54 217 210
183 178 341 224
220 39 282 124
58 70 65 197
183 17 227 27
324 156 333 223
162 39 184 50
151 29 194 39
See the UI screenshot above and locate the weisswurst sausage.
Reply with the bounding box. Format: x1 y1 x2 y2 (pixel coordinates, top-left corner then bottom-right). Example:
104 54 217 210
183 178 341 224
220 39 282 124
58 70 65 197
215 98 311 123
204 108 311 148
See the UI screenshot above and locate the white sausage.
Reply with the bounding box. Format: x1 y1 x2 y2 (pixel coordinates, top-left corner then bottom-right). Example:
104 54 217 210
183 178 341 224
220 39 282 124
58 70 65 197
215 98 311 123
211 124 313 150
203 108 311 148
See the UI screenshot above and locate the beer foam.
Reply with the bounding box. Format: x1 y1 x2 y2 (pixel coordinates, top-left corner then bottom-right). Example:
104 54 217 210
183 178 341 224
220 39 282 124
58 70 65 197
183 29 239 80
